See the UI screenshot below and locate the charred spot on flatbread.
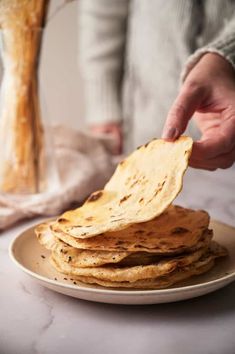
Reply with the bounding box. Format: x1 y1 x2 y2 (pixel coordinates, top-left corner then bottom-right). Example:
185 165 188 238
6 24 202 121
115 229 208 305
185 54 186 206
87 191 103 202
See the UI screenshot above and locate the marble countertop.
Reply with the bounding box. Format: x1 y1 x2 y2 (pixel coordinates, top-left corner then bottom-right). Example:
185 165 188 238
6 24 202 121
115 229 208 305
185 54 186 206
1 167 235 354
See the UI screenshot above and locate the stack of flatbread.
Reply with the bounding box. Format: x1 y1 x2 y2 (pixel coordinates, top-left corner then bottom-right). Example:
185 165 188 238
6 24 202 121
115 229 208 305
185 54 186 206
35 137 227 289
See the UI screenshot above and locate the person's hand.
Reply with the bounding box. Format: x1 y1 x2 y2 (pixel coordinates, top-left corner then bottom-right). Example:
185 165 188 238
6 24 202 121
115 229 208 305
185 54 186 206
162 53 235 170
90 122 123 155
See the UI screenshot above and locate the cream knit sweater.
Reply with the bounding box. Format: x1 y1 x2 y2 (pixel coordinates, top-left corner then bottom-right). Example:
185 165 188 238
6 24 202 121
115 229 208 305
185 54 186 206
79 0 235 150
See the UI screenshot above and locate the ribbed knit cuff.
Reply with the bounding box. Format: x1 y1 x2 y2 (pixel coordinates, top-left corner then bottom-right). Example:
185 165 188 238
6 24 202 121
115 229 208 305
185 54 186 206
181 35 235 82
83 77 123 126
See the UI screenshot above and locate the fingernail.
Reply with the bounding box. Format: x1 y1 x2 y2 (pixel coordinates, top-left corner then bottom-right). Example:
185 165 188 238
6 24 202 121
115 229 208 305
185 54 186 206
162 127 178 140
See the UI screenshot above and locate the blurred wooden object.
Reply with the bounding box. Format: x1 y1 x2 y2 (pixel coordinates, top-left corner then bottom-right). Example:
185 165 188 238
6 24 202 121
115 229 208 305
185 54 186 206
0 0 49 194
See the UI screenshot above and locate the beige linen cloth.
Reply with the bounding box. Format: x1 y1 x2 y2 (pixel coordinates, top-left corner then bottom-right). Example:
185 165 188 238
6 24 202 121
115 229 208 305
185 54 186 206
0 125 116 230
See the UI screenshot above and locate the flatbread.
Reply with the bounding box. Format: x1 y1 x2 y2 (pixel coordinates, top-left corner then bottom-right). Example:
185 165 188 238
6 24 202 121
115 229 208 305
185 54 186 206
36 223 58 251
36 221 170 267
36 222 130 267
50 246 207 282
51 243 227 289
36 221 212 267
71 260 215 289
51 206 210 253
50 242 226 283
52 137 192 238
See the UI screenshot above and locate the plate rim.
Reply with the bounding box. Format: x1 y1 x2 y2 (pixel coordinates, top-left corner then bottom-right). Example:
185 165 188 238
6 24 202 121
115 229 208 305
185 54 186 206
9 219 235 297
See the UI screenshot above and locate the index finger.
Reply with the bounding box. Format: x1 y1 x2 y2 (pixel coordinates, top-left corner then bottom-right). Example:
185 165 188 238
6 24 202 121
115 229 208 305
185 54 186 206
162 83 205 140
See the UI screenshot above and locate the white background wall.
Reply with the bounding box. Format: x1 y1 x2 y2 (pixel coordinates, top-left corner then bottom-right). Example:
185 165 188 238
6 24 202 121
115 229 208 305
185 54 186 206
40 0 85 129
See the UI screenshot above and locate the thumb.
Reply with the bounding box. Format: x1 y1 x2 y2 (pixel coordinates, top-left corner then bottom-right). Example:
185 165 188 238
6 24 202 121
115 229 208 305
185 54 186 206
162 83 206 140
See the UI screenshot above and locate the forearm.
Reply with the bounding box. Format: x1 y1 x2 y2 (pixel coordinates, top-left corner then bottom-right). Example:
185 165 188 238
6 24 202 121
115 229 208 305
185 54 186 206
182 16 235 81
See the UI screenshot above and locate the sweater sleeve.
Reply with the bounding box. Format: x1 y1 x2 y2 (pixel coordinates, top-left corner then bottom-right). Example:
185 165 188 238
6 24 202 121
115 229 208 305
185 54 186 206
181 15 235 82
79 0 129 125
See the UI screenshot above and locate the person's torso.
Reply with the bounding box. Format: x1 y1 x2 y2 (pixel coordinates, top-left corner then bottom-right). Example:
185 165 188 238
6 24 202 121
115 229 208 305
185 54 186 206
123 0 235 149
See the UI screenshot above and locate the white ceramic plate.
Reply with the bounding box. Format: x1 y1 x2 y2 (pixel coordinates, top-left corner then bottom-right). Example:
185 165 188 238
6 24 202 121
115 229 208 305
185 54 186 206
9 220 235 305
